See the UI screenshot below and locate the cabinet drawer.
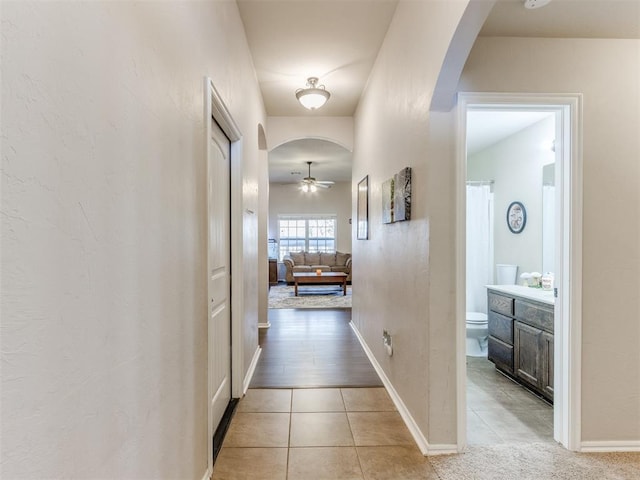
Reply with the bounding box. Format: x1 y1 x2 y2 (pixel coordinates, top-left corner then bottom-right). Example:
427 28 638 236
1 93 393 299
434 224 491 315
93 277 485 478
488 336 513 374
488 292 514 316
488 311 514 345
515 299 554 333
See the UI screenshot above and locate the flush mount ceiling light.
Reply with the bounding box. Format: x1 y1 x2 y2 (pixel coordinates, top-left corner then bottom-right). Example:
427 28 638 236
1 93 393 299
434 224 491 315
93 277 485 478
295 77 330 110
524 0 552 9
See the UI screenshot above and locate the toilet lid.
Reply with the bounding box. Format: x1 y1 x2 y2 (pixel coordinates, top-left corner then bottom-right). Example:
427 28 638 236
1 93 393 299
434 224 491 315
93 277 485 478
466 312 488 325
467 319 488 325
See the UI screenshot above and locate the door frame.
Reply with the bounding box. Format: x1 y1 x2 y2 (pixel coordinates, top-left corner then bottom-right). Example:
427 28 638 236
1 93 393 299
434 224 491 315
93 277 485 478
204 78 243 474
455 92 583 451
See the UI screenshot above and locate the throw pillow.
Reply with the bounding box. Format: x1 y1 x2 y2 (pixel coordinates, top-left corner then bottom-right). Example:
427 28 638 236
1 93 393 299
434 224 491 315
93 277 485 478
290 252 305 265
319 252 337 266
336 252 350 266
305 252 320 265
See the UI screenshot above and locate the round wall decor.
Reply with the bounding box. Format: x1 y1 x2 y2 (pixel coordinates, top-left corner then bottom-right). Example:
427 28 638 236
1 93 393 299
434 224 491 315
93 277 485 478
506 201 526 234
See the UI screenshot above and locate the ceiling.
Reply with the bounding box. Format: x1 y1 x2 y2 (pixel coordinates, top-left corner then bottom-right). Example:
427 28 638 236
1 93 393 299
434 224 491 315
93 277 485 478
480 0 640 39
237 0 639 183
269 138 352 185
236 0 399 118
467 111 554 156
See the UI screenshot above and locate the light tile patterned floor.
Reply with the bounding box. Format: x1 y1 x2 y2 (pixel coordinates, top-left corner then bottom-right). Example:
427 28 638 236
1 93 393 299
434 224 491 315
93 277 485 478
213 387 439 480
466 356 553 445
213 372 640 479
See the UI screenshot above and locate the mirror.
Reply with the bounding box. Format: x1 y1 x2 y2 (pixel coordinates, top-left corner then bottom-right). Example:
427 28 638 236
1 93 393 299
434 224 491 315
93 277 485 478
542 163 555 274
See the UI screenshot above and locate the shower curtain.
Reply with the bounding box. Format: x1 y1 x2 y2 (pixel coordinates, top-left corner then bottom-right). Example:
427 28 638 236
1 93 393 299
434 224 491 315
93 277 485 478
466 184 494 314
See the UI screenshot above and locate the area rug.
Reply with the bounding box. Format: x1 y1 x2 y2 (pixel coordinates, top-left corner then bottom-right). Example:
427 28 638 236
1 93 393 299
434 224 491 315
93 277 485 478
268 284 352 309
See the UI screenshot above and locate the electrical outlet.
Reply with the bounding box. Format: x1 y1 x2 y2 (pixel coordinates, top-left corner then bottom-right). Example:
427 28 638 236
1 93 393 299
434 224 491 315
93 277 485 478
382 330 393 357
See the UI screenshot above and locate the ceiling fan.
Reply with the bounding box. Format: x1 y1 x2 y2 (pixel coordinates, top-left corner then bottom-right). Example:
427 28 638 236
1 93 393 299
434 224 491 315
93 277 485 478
300 161 334 192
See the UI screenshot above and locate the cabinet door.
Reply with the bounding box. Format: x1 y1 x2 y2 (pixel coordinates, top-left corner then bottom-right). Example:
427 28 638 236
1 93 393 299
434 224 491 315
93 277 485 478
541 331 554 401
488 336 514 375
514 321 543 389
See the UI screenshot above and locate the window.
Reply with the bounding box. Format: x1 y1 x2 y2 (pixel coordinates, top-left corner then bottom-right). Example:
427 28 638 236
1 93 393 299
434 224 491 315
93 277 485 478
278 215 336 260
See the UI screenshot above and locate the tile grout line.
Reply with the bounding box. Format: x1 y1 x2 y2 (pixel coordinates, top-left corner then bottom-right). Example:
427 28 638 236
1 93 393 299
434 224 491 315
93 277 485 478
286 389 293 480
341 387 366 479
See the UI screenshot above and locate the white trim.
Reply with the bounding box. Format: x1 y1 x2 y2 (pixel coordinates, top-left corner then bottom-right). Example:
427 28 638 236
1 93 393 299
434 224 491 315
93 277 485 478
242 346 262 395
230 137 245 401
201 469 211 480
210 82 241 142
426 444 459 455
455 92 583 452
580 441 640 453
455 98 468 453
204 77 244 475
258 322 271 329
350 322 430 455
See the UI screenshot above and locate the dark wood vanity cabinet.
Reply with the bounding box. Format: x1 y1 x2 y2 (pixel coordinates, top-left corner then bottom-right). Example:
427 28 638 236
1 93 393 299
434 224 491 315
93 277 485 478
487 289 554 403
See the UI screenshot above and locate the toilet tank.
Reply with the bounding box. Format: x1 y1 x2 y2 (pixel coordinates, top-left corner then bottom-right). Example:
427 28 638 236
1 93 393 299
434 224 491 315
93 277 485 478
496 264 518 285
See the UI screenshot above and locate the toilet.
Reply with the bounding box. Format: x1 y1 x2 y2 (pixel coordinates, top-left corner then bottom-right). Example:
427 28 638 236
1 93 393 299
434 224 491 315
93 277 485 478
466 312 488 357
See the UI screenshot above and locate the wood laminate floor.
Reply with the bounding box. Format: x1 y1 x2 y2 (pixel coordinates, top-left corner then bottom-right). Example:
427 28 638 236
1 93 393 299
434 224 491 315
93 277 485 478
250 308 383 388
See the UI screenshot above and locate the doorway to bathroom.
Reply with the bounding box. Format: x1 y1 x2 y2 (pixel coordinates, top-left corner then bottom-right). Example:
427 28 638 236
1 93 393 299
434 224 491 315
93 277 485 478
456 93 583 452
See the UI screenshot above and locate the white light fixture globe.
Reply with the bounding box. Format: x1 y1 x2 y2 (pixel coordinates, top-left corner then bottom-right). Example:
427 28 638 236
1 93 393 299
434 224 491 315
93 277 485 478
295 77 330 110
524 0 551 9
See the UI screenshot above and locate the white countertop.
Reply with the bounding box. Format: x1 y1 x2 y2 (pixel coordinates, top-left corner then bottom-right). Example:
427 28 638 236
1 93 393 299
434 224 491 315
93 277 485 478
486 284 555 305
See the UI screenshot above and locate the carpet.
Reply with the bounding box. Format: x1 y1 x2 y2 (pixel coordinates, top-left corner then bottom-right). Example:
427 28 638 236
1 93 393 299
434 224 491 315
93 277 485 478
429 442 640 480
268 284 352 309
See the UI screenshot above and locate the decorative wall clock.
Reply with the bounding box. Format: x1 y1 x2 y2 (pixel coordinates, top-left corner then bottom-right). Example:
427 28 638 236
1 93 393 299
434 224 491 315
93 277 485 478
506 201 526 234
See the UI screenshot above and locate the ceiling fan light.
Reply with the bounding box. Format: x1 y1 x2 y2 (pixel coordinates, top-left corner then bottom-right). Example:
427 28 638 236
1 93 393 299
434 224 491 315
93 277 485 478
296 77 330 110
301 184 309 193
310 184 317 193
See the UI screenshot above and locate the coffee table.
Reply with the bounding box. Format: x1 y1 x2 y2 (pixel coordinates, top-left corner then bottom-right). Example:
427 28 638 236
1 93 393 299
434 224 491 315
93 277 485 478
293 272 348 296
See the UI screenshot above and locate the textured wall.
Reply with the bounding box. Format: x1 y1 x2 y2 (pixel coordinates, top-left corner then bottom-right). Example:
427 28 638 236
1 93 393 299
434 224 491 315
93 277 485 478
1 1 264 478
460 37 640 445
352 0 470 447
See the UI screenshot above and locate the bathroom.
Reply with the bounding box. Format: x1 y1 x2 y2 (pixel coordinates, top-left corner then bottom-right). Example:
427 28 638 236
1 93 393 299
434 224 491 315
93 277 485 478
465 109 557 445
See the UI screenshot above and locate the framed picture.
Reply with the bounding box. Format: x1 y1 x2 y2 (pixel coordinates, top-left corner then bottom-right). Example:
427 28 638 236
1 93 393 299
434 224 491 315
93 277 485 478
507 201 526 234
394 167 412 222
357 176 369 240
381 178 394 224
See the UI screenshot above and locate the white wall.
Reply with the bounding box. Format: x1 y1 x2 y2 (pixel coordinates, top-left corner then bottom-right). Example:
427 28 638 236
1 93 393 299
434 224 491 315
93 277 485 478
267 116 354 151
1 2 265 478
268 182 352 258
352 0 470 449
460 37 640 445
468 116 555 278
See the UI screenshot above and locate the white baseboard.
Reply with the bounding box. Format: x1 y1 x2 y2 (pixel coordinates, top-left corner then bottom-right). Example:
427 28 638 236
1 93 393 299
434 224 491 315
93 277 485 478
580 440 640 452
350 322 431 456
242 346 262 395
258 322 271 329
201 468 211 480
426 443 459 455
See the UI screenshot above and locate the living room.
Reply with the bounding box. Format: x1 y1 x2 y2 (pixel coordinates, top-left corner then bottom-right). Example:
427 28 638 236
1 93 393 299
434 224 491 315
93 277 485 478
267 137 353 306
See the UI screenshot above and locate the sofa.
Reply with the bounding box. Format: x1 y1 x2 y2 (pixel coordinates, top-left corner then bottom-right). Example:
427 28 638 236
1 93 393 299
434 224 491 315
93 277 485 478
283 251 352 283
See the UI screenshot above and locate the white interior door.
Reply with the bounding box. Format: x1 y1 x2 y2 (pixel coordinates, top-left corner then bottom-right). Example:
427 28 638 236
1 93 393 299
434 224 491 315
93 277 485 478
208 117 231 459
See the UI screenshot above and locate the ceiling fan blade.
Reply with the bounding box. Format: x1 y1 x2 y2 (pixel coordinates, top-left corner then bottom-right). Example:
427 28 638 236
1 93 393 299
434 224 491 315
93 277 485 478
316 180 335 185
315 183 331 189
